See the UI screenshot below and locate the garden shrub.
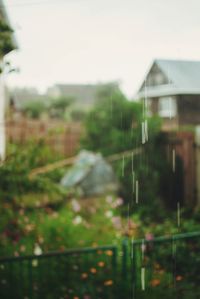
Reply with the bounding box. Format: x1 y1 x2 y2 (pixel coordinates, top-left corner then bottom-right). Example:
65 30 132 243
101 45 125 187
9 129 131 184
81 85 171 219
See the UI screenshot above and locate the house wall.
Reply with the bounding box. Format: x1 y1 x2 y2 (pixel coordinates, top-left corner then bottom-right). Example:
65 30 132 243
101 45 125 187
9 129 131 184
174 131 196 206
149 97 179 130
149 94 200 128
178 95 200 126
164 131 196 207
150 97 158 114
140 63 168 90
0 74 5 160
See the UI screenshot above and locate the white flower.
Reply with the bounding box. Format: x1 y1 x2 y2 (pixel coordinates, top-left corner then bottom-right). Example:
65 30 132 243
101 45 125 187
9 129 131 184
34 244 42 256
73 215 82 225
32 260 38 267
105 210 113 218
71 199 81 212
106 195 113 204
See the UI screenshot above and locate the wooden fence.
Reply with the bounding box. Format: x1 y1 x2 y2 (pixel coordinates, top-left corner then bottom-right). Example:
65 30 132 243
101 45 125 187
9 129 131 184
166 131 196 207
6 117 82 157
5 116 200 207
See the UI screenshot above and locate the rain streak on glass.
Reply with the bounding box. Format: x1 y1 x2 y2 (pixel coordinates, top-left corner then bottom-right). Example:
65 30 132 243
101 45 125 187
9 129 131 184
172 237 176 257
142 121 145 144
141 239 145 261
142 120 148 144
177 201 180 227
141 78 149 144
135 180 139 203
132 171 135 193
132 150 135 193
145 119 148 142
141 267 145 291
172 148 176 172
132 151 134 173
127 203 130 230
131 237 134 259
122 154 125 177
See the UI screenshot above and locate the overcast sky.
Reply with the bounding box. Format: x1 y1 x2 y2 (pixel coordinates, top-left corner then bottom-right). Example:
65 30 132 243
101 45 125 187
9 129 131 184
4 0 200 97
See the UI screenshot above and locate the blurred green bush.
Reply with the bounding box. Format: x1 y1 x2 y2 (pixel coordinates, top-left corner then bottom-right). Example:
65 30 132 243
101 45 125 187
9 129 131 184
81 85 172 219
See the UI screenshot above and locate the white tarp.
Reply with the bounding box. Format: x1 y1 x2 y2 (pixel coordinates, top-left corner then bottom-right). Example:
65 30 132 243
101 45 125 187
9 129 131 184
61 150 118 197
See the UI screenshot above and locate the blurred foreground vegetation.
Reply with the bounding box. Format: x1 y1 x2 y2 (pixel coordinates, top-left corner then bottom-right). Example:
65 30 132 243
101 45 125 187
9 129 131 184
1 87 200 257
1 86 200 298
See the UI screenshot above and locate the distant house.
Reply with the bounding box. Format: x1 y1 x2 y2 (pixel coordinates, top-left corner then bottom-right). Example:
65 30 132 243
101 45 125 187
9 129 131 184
10 87 44 110
47 82 119 110
136 59 200 129
0 0 17 159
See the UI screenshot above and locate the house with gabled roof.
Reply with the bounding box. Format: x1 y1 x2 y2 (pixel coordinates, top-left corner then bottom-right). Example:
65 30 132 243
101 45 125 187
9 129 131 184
136 59 200 130
47 82 119 110
136 59 200 206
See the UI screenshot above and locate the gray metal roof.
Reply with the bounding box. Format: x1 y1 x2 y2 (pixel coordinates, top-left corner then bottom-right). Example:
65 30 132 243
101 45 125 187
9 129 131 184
156 59 200 89
47 82 119 108
55 84 101 105
137 59 200 98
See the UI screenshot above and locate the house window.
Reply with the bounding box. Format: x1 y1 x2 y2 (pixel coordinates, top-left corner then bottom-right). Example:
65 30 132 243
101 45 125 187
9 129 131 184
158 96 177 118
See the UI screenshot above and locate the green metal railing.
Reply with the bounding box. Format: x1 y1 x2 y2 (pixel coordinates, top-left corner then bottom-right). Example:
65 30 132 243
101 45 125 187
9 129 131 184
0 245 118 299
131 231 200 299
1 232 200 299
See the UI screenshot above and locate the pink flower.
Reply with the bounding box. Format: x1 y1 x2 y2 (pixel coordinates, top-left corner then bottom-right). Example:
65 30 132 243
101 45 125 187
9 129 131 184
111 217 122 229
71 199 81 212
112 197 124 208
145 233 154 241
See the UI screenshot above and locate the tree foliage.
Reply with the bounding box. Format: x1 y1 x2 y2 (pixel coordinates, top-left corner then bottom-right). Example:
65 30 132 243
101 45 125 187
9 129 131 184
0 141 65 203
48 96 73 119
81 86 169 217
82 87 140 155
0 18 14 58
21 96 73 119
22 100 46 119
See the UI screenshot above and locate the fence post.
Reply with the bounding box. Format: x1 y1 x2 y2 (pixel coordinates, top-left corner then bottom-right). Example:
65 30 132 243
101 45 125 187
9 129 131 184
122 239 128 279
111 246 118 296
132 241 137 299
112 246 118 273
